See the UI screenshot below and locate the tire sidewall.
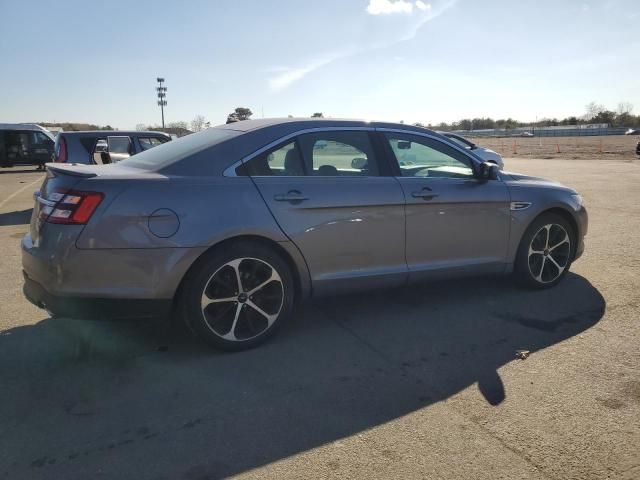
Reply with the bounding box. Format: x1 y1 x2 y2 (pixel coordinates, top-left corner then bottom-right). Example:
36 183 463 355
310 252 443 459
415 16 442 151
515 213 575 289
181 241 295 351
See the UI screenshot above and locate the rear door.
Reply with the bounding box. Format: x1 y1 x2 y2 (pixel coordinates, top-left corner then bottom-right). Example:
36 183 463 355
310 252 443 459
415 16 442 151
238 129 407 294
380 130 511 280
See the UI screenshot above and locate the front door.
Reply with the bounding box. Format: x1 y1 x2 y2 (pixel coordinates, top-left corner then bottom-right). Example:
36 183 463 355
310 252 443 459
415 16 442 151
239 130 407 295
380 131 511 280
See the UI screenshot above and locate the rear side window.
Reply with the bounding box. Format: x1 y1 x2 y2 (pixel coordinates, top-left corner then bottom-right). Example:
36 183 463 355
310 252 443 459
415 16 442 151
236 141 304 176
237 131 379 177
298 131 379 176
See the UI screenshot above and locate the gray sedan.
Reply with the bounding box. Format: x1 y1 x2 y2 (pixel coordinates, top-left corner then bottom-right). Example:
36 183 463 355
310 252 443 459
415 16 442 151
22 119 587 350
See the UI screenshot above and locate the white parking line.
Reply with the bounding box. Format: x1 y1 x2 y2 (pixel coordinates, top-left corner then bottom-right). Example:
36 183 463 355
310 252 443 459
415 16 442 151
0 176 43 211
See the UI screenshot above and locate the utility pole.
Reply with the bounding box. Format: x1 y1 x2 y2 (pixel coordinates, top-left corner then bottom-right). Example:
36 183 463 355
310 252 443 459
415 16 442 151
156 77 167 128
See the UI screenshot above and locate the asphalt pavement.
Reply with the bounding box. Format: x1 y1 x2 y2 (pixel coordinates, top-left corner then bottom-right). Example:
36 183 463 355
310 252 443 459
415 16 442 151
0 158 638 480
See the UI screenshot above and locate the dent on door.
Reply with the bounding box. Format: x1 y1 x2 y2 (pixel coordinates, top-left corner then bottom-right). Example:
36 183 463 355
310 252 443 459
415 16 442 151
252 176 408 295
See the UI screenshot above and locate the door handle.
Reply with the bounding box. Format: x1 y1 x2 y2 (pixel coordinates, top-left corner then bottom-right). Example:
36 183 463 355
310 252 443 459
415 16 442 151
411 188 439 200
274 190 309 202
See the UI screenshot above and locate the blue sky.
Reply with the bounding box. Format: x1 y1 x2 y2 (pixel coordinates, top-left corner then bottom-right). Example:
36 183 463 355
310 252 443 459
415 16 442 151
0 0 638 129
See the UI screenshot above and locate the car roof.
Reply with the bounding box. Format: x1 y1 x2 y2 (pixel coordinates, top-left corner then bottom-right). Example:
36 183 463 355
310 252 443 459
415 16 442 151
0 123 50 132
218 117 436 135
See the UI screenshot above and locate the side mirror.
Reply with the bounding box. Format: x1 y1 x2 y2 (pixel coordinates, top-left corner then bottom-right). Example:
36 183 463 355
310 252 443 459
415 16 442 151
351 157 367 169
397 141 411 150
479 161 499 180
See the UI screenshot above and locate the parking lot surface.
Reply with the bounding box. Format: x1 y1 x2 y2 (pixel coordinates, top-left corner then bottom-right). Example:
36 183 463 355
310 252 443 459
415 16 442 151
0 158 638 480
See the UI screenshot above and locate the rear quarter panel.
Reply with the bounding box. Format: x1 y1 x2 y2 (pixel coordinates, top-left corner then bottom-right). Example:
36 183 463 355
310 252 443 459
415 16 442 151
70 175 312 298
75 176 289 249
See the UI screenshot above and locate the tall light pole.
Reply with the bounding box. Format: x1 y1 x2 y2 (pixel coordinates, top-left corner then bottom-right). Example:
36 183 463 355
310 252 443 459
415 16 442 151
156 77 167 128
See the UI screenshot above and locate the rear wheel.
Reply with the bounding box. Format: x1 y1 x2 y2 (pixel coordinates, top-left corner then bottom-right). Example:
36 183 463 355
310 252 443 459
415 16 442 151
514 213 574 289
181 242 294 351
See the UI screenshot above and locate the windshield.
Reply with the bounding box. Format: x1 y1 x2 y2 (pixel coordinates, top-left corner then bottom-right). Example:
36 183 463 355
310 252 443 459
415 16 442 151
445 134 474 149
120 128 238 170
41 129 56 141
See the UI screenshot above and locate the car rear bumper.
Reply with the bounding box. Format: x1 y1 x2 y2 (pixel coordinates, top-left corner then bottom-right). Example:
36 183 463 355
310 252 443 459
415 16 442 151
21 230 207 309
23 271 171 319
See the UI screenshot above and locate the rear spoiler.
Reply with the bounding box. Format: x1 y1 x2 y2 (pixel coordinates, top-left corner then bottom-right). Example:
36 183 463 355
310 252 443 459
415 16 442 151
45 163 97 178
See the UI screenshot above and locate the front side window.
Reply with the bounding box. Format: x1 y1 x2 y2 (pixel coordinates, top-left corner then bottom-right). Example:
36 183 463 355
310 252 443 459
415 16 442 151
385 133 474 179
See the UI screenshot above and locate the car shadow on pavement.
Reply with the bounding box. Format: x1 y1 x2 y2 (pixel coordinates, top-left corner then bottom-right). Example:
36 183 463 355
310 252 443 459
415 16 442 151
0 273 605 479
0 208 32 226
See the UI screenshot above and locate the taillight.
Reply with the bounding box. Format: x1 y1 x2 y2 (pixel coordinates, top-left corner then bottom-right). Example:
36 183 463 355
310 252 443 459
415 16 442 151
39 190 103 225
55 137 67 163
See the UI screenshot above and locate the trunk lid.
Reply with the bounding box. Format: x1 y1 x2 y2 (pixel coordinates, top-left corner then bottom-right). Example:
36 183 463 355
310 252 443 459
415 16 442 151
30 163 166 245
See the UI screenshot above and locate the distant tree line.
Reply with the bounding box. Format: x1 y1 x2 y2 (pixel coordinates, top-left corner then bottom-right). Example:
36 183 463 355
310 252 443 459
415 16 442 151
418 101 639 131
38 122 114 131
42 101 638 135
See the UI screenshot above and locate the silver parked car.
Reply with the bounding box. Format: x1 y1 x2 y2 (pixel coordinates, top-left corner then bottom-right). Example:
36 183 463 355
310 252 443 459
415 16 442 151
22 119 587 350
440 132 504 169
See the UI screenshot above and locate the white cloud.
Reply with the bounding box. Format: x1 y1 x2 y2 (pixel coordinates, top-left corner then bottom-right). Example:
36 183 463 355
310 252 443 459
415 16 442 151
268 53 352 91
366 0 431 15
268 0 454 91
367 0 414 15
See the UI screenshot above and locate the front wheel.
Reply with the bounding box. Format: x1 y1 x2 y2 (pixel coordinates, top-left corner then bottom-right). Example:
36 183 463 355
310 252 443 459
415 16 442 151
514 213 574 289
180 242 294 351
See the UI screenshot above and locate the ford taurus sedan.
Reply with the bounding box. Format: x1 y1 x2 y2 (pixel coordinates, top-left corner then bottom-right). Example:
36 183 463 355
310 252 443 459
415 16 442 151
22 119 587 350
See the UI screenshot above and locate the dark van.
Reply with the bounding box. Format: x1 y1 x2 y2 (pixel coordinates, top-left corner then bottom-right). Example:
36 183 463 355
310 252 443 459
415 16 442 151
0 124 55 170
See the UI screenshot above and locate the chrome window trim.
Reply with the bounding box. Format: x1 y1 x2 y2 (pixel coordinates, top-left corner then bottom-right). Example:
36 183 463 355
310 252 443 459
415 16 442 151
223 126 376 177
222 125 502 181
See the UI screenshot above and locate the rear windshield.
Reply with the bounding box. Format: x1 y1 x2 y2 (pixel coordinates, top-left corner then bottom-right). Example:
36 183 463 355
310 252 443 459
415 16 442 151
119 128 238 170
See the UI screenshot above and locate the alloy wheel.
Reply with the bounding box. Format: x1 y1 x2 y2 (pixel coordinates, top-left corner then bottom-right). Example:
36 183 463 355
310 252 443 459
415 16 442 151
200 257 284 342
528 224 571 284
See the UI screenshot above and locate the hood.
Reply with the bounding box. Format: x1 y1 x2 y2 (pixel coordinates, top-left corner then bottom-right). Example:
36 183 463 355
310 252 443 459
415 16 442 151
502 171 577 194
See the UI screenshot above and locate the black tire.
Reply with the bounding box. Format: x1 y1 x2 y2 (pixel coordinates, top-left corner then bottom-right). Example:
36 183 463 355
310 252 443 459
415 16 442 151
514 213 575 289
180 241 295 351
